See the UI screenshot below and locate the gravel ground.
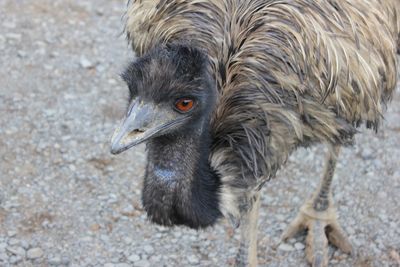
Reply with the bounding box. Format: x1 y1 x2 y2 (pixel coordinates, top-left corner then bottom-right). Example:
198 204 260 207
0 1 399 266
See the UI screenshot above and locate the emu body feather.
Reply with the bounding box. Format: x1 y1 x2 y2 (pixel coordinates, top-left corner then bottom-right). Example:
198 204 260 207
125 0 399 221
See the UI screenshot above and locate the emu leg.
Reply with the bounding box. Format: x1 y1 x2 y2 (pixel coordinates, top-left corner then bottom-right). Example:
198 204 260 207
281 145 352 267
235 193 260 267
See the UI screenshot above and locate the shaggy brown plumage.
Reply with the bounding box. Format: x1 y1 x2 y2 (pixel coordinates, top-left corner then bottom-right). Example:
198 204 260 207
125 0 399 221
113 0 400 266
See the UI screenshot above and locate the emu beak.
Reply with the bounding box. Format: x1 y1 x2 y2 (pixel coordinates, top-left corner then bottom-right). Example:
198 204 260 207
110 100 170 154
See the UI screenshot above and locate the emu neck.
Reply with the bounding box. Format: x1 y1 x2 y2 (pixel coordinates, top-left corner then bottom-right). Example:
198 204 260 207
143 123 222 228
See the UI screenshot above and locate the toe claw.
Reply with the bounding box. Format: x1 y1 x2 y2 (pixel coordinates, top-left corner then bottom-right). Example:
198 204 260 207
312 253 325 267
326 222 352 254
281 214 305 241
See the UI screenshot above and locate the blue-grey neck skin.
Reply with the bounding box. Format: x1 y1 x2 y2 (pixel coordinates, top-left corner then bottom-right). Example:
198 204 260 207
142 119 222 229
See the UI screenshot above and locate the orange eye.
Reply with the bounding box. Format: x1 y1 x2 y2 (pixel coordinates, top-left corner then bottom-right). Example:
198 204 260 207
174 98 194 113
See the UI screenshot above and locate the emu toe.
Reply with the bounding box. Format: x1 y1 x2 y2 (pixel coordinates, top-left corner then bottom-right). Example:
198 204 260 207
281 201 352 267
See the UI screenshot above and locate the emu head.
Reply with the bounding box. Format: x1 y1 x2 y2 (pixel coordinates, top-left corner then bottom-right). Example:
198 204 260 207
111 44 216 154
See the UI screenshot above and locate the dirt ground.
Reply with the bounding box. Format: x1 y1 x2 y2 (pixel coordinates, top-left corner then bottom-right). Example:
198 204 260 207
0 0 399 266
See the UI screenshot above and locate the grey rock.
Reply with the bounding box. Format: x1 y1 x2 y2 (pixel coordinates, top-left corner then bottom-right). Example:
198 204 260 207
20 240 30 250
0 252 8 262
7 231 17 237
361 147 375 160
378 213 388 223
96 9 105 16
3 21 16 28
48 256 62 265
134 260 150 267
44 109 56 117
80 56 94 69
96 64 107 73
80 236 92 243
294 242 305 250
9 255 22 264
69 164 77 172
128 254 140 262
5 33 22 41
142 245 154 254
100 234 110 242
27 247 44 259
0 243 7 251
35 47 46 55
123 237 133 244
17 50 27 58
121 204 134 214
187 255 200 265
50 51 59 58
61 256 71 265
7 238 20 246
278 243 295 252
346 226 355 236
6 246 25 257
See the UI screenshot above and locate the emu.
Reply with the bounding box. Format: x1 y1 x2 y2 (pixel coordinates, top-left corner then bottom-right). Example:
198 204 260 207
110 0 400 266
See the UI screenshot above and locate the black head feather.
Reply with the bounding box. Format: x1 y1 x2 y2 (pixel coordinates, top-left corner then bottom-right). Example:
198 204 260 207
121 44 211 104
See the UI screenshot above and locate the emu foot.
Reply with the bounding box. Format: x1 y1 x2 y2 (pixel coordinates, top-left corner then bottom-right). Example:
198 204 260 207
281 201 352 267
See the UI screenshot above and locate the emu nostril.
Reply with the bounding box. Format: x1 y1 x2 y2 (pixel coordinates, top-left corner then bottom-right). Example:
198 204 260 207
132 129 145 134
127 129 146 138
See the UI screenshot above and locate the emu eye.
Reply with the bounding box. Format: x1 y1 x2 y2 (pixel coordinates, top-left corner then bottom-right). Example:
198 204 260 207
174 98 194 113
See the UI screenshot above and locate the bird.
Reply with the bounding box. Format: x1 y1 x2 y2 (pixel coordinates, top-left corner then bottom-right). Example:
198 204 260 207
110 0 400 266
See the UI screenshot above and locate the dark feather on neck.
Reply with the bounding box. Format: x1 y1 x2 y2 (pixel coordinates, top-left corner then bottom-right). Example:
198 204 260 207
142 121 222 228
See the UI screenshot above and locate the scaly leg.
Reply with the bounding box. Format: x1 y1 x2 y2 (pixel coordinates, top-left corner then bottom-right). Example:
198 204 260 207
235 193 260 267
281 145 352 267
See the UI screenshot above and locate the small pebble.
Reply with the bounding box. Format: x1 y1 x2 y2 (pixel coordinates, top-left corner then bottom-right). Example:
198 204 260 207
9 255 22 264
123 237 133 244
7 230 17 237
17 50 27 58
187 255 200 265
128 254 140 262
8 238 20 246
3 21 16 28
0 243 7 251
134 260 150 267
27 247 44 259
361 147 374 160
143 245 154 254
278 243 295 252
80 56 94 69
48 256 62 265
6 246 26 257
0 253 8 262
100 234 110 242
20 240 30 249
294 242 305 250
5 33 22 41
62 256 71 265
